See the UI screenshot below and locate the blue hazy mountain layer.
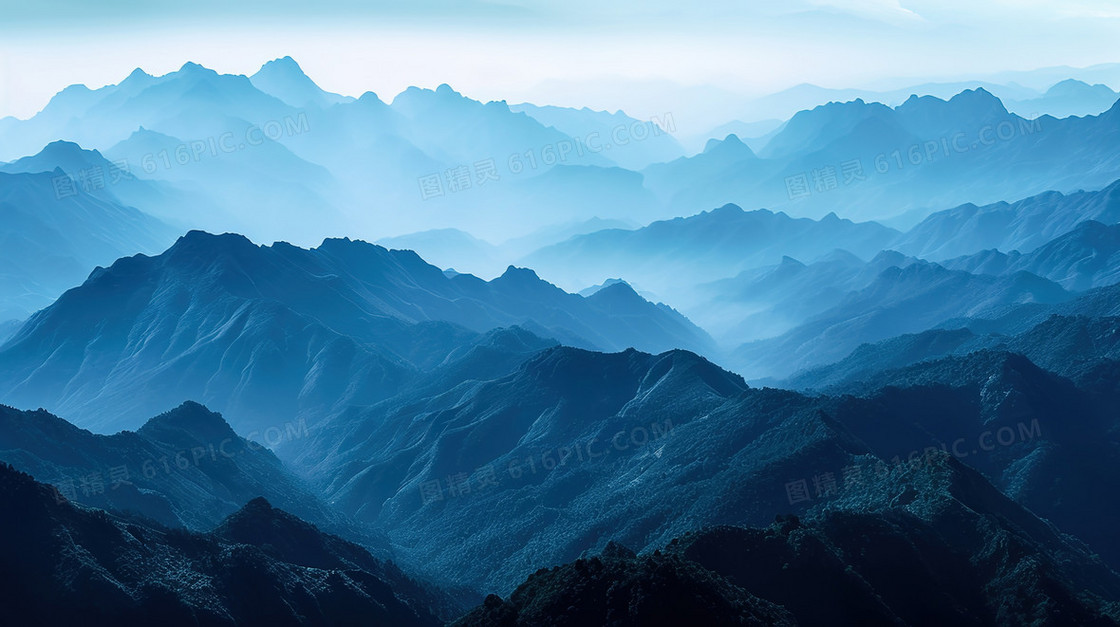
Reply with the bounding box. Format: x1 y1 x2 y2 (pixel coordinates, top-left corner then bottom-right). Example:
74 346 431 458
0 231 711 433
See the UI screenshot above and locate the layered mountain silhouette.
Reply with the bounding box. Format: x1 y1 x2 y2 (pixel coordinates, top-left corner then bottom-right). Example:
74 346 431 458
897 178 1120 260
5 55 1120 627
0 401 346 534
730 260 1071 378
0 168 176 321
249 56 354 109
940 220 1120 290
0 231 711 433
522 204 900 296
1004 78 1120 120
644 88 1120 221
6 59 1118 251
509 102 685 170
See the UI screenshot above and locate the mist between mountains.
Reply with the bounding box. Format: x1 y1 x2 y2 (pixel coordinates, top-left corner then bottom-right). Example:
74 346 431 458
418 418 675 505
51 112 311 200
784 418 1043 506
47 417 310 505
783 115 1045 201
416 113 676 201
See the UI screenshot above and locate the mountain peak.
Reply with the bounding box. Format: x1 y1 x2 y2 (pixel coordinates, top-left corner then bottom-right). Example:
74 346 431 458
243 495 274 511
177 61 216 76
946 87 1008 116
250 56 353 108
435 83 461 97
265 55 302 70
41 139 97 157
710 203 745 217
357 91 385 105
170 230 258 256
255 56 309 80
137 401 238 444
1043 78 1115 99
125 67 152 81
702 134 756 159
585 280 643 304
497 265 542 283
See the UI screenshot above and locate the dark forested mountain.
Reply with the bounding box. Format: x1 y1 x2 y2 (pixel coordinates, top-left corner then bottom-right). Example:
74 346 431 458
0 462 450 626
286 335 1120 600
0 401 346 534
293 345 860 593
458 455 1120 626
0 230 710 433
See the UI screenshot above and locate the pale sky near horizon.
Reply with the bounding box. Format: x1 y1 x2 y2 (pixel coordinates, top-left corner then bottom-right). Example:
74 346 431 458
1 0 1118 129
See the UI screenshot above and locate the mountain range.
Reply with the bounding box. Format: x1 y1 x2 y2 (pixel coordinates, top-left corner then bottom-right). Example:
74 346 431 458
5 59 1119 253
460 454 1120 626
5 55 1120 626
0 230 711 433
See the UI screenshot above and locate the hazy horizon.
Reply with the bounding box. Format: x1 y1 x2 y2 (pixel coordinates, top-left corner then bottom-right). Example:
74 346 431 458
3 0 1120 131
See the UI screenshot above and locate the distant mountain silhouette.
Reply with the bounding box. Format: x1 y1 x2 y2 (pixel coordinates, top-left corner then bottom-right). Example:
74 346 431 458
0 231 711 433
0 169 176 321
249 56 354 109
896 179 1120 260
728 259 1071 378
522 203 900 297
644 88 1120 222
939 220 1120 290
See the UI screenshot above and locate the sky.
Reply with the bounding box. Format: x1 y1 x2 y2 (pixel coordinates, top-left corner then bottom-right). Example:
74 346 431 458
1 0 1119 132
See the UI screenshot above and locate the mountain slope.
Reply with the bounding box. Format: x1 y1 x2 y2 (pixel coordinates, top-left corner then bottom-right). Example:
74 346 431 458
897 179 1120 260
294 345 872 593
522 204 900 296
459 454 1120 626
941 219 1120 290
0 462 444 626
644 89 1120 223
0 231 711 433
732 261 1072 378
0 401 345 534
0 169 176 321
249 56 354 109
